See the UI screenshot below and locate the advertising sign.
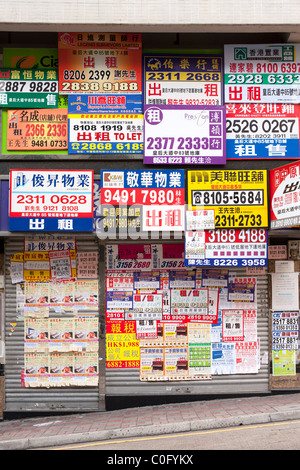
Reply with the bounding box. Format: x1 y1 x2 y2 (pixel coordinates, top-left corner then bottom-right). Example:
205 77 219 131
185 228 268 267
224 44 300 103
100 169 185 234
58 32 142 94
68 94 142 114
0 68 58 108
6 109 68 151
270 160 300 228
68 113 143 154
143 54 223 105
226 103 300 159
187 169 268 228
3 48 59 69
144 105 226 165
9 169 94 231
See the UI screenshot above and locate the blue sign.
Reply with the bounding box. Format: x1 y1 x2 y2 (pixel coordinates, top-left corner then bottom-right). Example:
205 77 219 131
68 94 143 114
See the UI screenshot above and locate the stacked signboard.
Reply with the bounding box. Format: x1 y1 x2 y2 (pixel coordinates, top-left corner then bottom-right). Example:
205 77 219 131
3 37 300 386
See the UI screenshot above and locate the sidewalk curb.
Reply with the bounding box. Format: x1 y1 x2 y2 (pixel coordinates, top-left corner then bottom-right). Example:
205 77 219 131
1 409 300 450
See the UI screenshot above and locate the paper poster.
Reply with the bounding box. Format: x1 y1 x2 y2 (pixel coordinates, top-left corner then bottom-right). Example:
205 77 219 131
106 332 140 369
222 309 244 341
188 343 212 375
49 250 72 281
24 353 50 387
49 318 74 352
271 272 299 311
272 350 296 376
170 288 208 316
74 280 98 308
77 252 98 279
164 347 189 379
140 347 164 380
235 341 259 374
23 251 50 282
73 352 99 386
211 342 236 375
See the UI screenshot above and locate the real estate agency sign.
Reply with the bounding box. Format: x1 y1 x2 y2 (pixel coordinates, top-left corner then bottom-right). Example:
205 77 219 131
9 169 94 231
270 160 300 229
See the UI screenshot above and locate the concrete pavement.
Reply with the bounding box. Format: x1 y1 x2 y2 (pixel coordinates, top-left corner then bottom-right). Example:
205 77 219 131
1 392 300 449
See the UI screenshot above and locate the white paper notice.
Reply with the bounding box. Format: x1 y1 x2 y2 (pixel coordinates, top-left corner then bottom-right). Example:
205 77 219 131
271 272 299 311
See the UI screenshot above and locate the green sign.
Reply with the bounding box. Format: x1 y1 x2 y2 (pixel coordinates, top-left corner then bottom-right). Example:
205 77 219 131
0 68 59 108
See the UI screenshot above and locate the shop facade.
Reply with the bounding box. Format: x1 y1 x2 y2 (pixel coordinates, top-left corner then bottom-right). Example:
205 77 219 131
0 2 300 415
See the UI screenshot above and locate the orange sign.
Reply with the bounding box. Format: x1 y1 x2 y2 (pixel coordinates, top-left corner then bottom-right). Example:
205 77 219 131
7 109 68 151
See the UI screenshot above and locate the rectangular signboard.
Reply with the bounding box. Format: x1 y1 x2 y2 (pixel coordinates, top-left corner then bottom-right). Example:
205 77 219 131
187 169 268 229
144 105 226 165
68 113 144 154
270 160 300 228
0 68 58 108
143 54 223 105
6 109 68 151
58 32 142 94
224 44 300 103
68 94 142 114
9 169 94 231
185 228 268 268
100 169 185 234
226 103 300 159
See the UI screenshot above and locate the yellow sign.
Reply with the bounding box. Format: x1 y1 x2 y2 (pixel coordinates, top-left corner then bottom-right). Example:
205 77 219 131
187 169 268 228
106 332 140 369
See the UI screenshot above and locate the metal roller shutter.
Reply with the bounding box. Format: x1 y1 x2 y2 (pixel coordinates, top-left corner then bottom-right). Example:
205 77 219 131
4 237 104 413
105 241 270 398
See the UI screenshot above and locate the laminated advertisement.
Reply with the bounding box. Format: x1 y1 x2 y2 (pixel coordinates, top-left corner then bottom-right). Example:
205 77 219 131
6 108 68 151
68 93 142 114
187 228 268 268
100 169 185 235
24 318 49 353
224 44 300 103
9 169 94 232
226 103 300 159
270 160 300 229
58 32 142 94
188 169 268 229
0 68 58 108
272 311 299 350
143 54 223 106
49 318 74 352
136 320 158 340
144 104 226 166
68 113 144 154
